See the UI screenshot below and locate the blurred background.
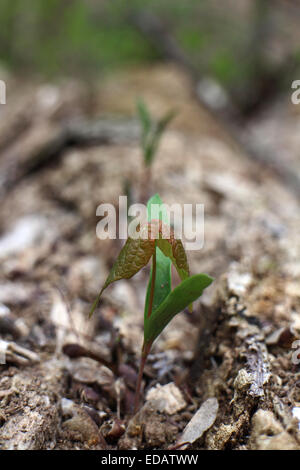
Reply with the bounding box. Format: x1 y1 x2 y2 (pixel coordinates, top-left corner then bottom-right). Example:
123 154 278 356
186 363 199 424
1 0 300 117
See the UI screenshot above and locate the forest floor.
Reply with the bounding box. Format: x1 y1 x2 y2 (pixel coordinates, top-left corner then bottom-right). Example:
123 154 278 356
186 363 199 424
0 64 300 450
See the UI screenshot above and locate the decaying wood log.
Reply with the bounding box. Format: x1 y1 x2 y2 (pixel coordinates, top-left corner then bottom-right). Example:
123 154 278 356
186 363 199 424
0 65 300 449
0 118 140 194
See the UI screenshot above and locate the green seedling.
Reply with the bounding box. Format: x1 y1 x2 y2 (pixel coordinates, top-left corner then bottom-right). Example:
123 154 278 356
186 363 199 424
137 98 176 167
90 194 213 413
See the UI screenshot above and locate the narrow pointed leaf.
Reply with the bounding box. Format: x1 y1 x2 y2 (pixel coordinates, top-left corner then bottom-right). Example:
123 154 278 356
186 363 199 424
156 110 177 137
137 98 152 136
90 237 155 317
144 274 213 344
144 194 172 319
144 248 172 319
151 110 177 158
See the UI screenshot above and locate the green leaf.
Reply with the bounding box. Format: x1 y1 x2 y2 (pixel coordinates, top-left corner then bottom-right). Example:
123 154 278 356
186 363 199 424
157 110 177 136
157 238 189 282
136 98 154 167
146 193 166 222
144 194 191 312
144 247 172 318
144 194 172 319
151 110 177 158
144 143 154 167
144 274 214 344
137 98 152 137
137 99 176 167
89 236 155 317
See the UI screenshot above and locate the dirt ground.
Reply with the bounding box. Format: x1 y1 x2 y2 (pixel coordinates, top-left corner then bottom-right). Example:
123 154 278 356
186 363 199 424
0 64 300 450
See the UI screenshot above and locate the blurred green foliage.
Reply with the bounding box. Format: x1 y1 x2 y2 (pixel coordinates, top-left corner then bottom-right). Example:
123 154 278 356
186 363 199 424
0 0 158 76
0 0 299 97
137 98 176 167
0 0 246 82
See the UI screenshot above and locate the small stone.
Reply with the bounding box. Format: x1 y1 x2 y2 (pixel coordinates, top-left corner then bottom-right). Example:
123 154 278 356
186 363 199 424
233 369 252 392
292 407 300 430
146 382 186 415
100 419 125 443
250 409 299 450
285 282 300 298
119 401 178 449
227 264 252 296
61 398 102 446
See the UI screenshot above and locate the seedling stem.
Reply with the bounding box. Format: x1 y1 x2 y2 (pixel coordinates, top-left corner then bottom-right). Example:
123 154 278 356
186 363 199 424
134 244 156 412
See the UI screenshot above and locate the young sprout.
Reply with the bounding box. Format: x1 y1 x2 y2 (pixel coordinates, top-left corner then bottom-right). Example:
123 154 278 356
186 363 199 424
90 194 213 413
137 98 176 167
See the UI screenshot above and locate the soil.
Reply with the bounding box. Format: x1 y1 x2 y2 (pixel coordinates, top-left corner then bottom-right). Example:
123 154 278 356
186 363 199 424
0 64 299 450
